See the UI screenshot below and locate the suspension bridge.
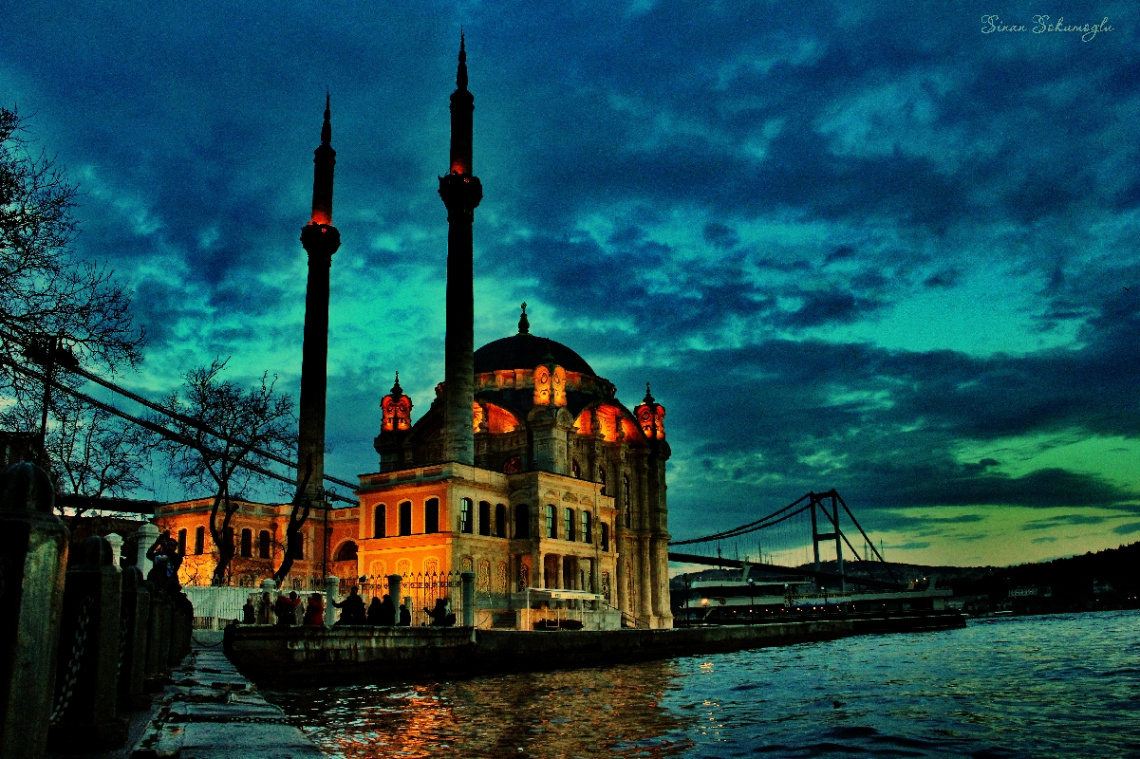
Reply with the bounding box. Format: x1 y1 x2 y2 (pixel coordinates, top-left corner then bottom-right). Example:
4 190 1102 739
668 489 904 590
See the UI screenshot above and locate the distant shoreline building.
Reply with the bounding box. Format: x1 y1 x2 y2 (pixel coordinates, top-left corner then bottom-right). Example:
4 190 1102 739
157 38 673 629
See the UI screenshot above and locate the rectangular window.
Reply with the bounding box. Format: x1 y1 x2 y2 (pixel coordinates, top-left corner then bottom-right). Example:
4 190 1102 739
258 530 270 559
240 529 252 557
461 498 474 534
564 508 574 542
194 526 205 555
601 523 609 552
545 504 556 539
177 529 187 555
581 512 592 544
399 501 413 536
515 504 530 539
425 498 439 534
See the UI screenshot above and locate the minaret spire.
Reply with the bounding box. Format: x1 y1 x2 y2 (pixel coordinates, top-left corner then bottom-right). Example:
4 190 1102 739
438 34 482 466
297 95 341 509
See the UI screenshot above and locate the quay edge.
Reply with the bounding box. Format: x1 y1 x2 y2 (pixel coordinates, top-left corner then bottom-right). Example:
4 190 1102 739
226 611 966 686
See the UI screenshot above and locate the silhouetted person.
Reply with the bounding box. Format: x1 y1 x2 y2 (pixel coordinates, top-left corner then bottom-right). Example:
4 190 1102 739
428 597 456 626
377 594 396 626
303 593 324 627
146 530 183 592
367 596 384 625
242 597 256 624
256 591 273 624
398 603 411 626
273 593 297 626
333 586 367 625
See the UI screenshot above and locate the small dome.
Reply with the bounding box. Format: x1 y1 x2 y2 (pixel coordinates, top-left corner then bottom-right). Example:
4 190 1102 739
473 333 595 375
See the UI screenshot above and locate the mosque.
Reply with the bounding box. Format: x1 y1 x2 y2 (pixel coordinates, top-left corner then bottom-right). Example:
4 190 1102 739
157 39 673 630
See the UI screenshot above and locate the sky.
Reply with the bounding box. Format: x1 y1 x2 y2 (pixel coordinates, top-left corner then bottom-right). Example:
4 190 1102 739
3 1 1138 568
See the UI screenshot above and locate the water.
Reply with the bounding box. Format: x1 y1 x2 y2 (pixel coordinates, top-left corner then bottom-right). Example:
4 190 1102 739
265 610 1140 758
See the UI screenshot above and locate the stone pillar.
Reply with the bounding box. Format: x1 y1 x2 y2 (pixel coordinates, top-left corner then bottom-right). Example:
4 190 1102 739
0 461 68 759
639 538 653 619
136 523 159 580
387 574 402 614
144 585 171 688
49 536 126 750
461 571 475 627
118 567 150 710
554 555 563 589
105 533 123 568
324 576 339 629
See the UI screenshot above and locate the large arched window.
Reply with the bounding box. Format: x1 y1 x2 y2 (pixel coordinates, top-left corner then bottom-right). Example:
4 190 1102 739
581 511 592 543
564 508 575 541
399 501 413 536
425 498 440 534
601 522 610 552
334 541 358 562
374 504 387 538
495 504 507 537
258 530 270 559
240 528 252 557
194 526 205 555
223 526 234 553
515 504 530 539
177 528 187 555
478 501 492 536
460 498 474 533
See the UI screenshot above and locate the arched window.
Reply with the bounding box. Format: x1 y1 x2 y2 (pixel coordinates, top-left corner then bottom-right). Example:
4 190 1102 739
601 522 610 552
258 530 270 559
581 511 592 543
425 498 440 534
515 504 530 539
223 526 234 553
240 528 252 557
374 504 387 538
460 498 474 533
177 528 187 555
598 467 607 496
495 504 507 537
545 504 556 538
564 508 575 541
399 501 413 536
334 541 358 562
478 501 492 536
194 526 205 555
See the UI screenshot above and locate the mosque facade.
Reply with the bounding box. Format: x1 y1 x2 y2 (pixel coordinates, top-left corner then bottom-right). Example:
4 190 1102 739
157 39 673 630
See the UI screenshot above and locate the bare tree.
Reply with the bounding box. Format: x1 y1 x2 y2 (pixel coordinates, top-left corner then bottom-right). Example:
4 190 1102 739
0 393 148 524
0 105 143 404
151 358 295 586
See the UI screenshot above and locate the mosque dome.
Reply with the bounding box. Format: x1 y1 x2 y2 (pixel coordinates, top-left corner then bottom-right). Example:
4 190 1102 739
473 303 595 376
473 333 595 376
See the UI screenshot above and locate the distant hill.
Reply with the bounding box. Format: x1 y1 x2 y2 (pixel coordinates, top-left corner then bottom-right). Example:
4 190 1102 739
673 542 1140 612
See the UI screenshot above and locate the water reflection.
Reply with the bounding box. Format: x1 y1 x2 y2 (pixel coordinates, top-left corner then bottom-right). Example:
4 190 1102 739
268 660 696 758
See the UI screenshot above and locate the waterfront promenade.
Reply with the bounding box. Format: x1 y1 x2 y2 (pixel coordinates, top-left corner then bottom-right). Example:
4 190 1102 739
50 633 323 759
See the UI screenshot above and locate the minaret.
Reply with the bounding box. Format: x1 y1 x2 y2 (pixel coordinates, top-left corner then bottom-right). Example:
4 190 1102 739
297 94 340 503
438 34 482 466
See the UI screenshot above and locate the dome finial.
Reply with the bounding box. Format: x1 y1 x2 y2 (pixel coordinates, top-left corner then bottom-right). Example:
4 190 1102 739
644 382 655 404
518 302 530 334
391 371 403 396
